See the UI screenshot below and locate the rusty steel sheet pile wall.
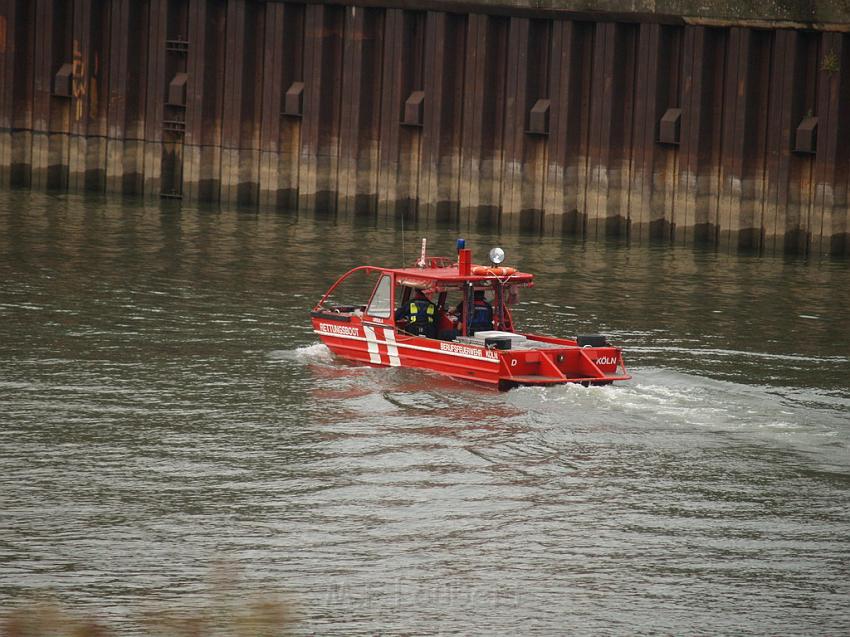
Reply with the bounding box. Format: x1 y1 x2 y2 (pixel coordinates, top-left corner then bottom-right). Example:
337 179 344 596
1 0 849 255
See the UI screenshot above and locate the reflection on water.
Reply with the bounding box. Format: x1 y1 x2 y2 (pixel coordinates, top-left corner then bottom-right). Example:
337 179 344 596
1 191 849 634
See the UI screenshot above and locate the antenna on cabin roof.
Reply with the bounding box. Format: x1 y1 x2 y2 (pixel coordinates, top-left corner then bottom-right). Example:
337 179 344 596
417 237 427 268
400 209 406 266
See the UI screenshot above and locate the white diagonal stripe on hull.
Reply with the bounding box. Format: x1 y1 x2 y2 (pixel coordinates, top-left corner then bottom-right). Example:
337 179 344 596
362 324 382 364
383 328 401 367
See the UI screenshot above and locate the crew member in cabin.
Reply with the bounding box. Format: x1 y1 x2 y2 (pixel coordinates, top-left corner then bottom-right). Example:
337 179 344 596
436 307 459 341
396 288 437 338
454 289 494 334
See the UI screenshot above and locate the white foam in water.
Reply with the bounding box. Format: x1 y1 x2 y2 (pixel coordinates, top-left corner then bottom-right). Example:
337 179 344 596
511 367 848 443
628 345 849 363
267 342 334 362
294 342 334 362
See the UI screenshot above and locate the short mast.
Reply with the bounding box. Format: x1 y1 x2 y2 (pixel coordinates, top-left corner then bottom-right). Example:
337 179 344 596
417 238 427 268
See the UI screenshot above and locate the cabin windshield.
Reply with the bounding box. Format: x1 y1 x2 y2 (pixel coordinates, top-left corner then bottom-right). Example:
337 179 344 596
366 275 393 318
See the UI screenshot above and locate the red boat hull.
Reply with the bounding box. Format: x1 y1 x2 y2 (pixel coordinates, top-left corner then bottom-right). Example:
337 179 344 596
312 315 629 389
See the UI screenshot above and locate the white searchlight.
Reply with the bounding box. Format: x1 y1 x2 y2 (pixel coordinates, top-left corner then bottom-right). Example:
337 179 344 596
489 247 505 265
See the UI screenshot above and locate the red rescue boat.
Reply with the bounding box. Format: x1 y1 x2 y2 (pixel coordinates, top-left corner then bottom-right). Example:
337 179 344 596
311 241 630 390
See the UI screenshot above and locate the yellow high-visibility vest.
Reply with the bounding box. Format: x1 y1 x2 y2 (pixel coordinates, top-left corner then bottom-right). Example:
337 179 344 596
409 301 435 323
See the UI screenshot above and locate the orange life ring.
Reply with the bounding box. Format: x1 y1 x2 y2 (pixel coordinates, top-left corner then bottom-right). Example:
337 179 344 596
471 265 517 277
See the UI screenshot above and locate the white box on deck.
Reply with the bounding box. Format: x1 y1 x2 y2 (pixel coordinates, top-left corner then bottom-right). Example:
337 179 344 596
467 331 528 347
472 331 527 342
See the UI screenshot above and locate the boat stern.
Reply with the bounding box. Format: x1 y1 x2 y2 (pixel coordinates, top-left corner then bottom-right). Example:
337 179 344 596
496 343 630 388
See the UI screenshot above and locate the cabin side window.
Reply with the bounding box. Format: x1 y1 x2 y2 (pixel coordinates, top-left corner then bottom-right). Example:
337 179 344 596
366 275 393 318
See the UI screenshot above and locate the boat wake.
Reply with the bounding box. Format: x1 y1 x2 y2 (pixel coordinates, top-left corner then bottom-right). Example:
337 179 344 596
628 345 850 364
508 367 849 445
267 342 334 363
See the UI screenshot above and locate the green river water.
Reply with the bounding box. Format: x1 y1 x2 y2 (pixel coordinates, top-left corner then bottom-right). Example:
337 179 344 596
1 191 849 634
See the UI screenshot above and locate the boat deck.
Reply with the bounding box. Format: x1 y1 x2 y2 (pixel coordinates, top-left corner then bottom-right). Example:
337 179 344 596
456 331 568 351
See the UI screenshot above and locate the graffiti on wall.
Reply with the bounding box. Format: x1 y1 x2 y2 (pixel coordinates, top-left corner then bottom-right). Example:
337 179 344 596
71 40 98 121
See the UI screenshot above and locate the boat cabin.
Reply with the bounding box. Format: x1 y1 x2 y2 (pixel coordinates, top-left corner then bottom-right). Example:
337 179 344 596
311 257 534 343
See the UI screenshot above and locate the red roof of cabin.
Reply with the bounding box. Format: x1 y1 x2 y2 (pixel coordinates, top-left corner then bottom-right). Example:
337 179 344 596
381 265 534 287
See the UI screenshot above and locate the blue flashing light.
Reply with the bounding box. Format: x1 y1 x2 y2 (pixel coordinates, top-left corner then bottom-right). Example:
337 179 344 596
456 238 466 251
